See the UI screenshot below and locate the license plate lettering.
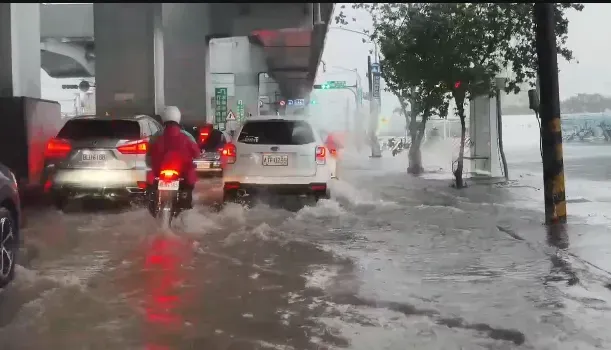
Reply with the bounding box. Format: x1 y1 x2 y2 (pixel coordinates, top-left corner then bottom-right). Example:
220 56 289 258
263 154 288 166
196 162 210 169
158 180 180 191
82 153 106 161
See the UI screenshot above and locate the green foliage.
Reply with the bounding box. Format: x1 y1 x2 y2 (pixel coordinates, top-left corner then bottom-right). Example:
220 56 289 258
336 3 584 97
336 2 581 183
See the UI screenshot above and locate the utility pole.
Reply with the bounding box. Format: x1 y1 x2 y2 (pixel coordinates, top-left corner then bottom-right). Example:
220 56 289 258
367 55 382 157
534 3 567 224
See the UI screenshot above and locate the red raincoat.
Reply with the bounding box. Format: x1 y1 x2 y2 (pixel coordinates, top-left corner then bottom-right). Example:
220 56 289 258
146 123 200 186
325 132 345 158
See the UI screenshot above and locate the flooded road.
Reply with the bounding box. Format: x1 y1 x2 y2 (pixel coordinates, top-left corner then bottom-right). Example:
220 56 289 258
2 152 611 349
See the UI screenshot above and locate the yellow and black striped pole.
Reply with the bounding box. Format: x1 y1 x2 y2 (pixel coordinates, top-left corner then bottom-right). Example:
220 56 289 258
534 3 567 225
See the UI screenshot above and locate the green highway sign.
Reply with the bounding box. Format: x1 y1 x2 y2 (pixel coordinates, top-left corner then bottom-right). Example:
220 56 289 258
214 87 228 127
313 81 347 90
237 99 245 122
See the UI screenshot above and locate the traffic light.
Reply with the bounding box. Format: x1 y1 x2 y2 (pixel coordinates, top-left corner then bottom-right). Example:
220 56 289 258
310 99 317 105
454 81 462 89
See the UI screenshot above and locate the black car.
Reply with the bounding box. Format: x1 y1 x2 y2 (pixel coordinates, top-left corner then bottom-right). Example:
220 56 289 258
183 123 232 177
0 162 20 288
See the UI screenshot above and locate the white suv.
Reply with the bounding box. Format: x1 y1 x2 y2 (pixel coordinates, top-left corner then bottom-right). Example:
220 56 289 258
221 117 332 203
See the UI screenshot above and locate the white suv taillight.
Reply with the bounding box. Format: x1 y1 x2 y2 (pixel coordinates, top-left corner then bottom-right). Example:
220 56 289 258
315 146 326 165
222 143 237 164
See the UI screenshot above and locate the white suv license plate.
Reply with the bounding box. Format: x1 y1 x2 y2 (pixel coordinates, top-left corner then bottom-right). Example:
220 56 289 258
262 154 288 166
158 180 180 191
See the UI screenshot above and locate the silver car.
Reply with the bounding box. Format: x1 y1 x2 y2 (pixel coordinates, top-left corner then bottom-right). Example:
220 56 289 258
42 114 162 209
0 162 20 288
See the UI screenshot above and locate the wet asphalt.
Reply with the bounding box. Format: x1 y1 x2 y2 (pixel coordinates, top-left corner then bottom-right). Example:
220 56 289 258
1 148 611 350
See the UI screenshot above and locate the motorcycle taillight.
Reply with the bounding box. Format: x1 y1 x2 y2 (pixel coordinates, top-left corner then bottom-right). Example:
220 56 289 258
159 169 179 181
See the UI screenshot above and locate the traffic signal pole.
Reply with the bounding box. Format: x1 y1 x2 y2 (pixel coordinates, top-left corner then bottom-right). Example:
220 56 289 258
534 3 567 224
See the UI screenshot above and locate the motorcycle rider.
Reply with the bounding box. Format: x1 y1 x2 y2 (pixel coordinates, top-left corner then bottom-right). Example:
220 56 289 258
146 106 200 209
325 132 339 156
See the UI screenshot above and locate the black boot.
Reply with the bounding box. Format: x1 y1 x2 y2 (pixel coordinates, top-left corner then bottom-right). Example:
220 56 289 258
179 187 194 209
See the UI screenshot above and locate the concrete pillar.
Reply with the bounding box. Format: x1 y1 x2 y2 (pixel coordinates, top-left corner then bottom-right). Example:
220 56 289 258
234 40 265 122
163 3 211 123
469 95 503 178
0 4 41 98
94 3 164 117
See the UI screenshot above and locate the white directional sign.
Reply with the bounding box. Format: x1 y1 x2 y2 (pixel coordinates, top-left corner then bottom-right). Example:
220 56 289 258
226 110 236 120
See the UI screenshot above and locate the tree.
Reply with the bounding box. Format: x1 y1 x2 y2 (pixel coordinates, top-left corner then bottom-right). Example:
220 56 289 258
372 3 495 183
561 93 611 114
336 3 583 187
372 4 453 174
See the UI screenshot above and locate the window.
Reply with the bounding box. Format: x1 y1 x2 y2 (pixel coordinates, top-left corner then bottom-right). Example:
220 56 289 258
237 120 315 145
148 120 160 135
140 120 152 136
201 129 225 151
57 119 141 140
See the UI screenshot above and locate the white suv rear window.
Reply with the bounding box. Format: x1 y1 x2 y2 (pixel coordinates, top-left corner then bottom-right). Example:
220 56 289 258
237 120 315 145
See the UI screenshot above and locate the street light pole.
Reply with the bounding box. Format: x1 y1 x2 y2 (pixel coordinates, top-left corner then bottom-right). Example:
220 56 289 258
329 26 379 63
328 26 381 154
329 66 362 106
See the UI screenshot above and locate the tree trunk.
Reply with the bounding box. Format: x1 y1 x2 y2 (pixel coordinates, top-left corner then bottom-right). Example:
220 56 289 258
453 104 467 188
496 87 509 181
407 128 422 174
407 113 428 175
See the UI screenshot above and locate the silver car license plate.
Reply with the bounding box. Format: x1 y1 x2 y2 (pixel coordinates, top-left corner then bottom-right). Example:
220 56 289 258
82 152 106 161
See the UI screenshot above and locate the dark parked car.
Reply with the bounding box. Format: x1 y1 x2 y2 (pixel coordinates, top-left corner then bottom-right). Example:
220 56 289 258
182 123 232 177
0 162 20 288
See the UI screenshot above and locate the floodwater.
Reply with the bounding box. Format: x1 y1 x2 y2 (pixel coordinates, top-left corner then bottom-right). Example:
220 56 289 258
1 133 611 349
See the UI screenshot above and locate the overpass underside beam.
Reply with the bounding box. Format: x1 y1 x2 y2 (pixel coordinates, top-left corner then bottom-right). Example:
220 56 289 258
94 3 164 117
0 4 41 98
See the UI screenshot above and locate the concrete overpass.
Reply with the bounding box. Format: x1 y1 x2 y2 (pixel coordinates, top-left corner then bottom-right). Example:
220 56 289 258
34 3 333 119
1 3 332 120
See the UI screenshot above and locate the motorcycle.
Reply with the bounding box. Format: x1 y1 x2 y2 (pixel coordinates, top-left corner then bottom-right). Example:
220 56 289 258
148 169 190 228
391 138 411 157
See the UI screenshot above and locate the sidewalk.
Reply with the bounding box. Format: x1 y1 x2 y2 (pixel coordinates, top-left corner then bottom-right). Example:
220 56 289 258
342 146 611 285
332 150 611 348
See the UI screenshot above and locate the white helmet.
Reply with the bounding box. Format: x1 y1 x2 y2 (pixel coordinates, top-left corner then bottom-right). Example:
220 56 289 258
162 106 181 124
